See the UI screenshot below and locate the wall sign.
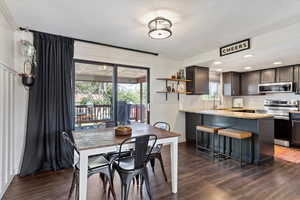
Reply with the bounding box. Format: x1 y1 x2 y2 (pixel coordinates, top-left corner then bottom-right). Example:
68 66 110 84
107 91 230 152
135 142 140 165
220 39 250 56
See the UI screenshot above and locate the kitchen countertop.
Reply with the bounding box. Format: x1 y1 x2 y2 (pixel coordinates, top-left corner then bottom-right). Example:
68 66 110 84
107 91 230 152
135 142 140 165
180 109 273 119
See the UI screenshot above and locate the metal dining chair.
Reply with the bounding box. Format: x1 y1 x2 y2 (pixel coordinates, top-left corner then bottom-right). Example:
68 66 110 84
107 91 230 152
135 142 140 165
112 134 158 200
149 122 171 182
62 132 116 200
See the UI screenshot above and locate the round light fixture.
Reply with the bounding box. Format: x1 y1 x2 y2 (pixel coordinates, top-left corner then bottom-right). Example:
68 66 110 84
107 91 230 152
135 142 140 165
148 17 172 39
273 61 283 65
244 66 252 70
216 68 223 72
244 54 253 58
213 61 222 65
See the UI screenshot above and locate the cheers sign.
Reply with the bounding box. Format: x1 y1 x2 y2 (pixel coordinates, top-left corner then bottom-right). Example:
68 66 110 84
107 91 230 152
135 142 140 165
220 39 250 56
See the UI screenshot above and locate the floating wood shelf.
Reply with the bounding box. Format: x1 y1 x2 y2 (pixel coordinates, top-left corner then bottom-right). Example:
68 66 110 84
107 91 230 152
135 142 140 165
156 77 192 100
156 91 192 95
156 78 191 82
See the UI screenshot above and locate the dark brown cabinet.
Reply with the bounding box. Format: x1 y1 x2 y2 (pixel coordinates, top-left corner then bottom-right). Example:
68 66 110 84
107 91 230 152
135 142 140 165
290 112 300 147
294 65 300 93
276 66 294 82
222 72 240 96
261 69 276 83
241 71 261 95
186 66 209 95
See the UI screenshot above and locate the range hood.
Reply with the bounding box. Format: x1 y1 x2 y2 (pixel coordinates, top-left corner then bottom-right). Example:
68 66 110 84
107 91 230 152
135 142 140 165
258 82 293 94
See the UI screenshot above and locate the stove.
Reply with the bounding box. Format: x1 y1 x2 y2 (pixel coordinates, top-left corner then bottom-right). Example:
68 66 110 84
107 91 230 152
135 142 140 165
263 99 299 147
263 99 299 120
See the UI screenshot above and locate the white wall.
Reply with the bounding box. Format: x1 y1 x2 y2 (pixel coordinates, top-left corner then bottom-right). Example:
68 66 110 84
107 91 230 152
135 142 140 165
74 42 186 141
0 3 28 199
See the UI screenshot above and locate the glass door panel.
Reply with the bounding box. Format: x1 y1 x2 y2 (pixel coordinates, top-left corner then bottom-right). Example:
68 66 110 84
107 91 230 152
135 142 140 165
75 62 114 129
116 66 149 125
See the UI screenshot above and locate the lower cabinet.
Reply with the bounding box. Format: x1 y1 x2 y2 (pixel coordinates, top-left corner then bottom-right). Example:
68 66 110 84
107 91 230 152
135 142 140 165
185 112 202 143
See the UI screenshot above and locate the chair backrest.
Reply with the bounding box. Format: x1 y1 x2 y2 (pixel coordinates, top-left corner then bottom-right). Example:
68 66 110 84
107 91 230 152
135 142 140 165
62 131 80 166
153 122 171 131
116 134 157 170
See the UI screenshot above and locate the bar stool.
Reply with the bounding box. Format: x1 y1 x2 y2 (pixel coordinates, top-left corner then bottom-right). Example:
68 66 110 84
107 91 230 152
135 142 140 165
217 128 252 167
195 125 223 161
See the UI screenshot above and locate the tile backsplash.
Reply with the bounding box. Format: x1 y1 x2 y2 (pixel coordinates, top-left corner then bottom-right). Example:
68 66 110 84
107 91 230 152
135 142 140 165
224 93 300 109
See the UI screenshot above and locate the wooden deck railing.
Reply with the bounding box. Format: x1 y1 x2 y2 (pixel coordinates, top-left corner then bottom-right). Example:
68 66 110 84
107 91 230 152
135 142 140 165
75 104 146 126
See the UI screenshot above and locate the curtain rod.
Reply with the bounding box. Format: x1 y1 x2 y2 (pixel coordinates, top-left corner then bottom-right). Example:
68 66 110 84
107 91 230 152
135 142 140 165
19 27 159 56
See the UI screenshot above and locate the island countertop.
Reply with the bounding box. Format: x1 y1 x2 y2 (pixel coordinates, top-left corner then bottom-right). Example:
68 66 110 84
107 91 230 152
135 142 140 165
180 109 273 119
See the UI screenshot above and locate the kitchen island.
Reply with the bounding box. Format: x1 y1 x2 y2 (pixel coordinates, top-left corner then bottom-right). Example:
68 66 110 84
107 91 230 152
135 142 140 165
181 109 274 164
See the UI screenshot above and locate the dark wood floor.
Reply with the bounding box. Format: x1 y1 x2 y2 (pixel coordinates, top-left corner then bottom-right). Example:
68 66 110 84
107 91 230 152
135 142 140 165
4 143 300 200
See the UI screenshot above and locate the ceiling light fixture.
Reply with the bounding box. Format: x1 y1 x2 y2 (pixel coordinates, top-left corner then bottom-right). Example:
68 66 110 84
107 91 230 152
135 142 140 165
273 61 283 65
216 68 223 72
244 54 253 58
148 17 172 39
244 66 252 70
213 61 222 65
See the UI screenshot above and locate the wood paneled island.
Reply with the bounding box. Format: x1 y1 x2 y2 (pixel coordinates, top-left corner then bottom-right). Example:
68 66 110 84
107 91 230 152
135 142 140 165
181 109 274 164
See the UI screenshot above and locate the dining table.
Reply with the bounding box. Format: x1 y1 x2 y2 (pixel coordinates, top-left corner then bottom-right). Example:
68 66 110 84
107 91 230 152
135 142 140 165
72 123 180 200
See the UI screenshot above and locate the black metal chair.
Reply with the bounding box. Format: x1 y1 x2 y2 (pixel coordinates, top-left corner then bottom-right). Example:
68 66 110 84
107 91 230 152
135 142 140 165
148 122 170 182
62 132 116 200
112 134 158 200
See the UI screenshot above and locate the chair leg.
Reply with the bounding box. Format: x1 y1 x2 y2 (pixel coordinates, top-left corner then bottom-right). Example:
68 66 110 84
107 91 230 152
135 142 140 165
157 154 168 182
142 169 152 200
68 170 76 200
107 167 117 200
75 171 79 200
150 158 155 173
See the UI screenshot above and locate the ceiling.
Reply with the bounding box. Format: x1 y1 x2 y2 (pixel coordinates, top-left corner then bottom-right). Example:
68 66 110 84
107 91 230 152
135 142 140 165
6 0 300 60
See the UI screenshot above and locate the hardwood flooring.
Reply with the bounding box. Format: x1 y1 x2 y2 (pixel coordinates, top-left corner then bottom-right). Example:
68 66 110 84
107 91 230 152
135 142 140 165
275 145 300 163
3 143 300 200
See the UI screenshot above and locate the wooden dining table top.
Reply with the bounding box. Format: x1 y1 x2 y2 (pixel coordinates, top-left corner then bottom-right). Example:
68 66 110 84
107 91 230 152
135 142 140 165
72 123 181 151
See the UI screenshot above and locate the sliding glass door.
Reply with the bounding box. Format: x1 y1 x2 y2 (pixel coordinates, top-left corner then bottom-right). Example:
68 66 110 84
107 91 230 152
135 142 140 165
74 60 149 129
117 66 149 125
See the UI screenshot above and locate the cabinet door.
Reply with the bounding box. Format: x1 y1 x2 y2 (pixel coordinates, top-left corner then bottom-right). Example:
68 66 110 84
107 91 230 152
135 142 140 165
261 69 276 83
223 72 232 96
276 66 293 82
194 67 209 94
241 71 260 95
291 120 300 147
294 65 300 93
241 72 249 96
232 72 240 96
248 71 261 95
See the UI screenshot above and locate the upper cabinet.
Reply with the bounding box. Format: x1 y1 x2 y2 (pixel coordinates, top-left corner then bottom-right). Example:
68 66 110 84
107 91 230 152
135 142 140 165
276 66 294 82
222 72 240 96
241 71 261 95
261 69 276 83
186 66 209 95
294 65 300 94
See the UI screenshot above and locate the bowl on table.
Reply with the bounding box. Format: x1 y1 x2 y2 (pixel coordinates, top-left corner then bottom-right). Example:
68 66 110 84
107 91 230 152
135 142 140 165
115 126 132 136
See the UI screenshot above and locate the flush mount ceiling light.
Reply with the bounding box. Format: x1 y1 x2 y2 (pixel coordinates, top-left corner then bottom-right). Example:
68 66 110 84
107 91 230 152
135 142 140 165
213 61 222 65
148 17 172 39
244 54 253 58
216 68 223 72
244 66 252 70
273 61 283 65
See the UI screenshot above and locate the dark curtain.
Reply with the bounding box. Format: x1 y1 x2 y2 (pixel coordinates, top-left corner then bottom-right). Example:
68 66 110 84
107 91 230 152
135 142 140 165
20 32 75 176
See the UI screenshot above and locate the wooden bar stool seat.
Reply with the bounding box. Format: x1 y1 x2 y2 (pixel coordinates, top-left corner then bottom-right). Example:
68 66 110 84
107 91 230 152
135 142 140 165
218 129 252 139
217 128 253 168
195 125 224 161
196 126 223 134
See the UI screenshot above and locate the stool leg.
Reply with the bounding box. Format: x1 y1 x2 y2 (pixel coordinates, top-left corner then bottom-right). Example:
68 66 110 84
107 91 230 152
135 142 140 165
229 138 232 157
223 136 226 155
212 133 215 162
218 134 221 161
195 129 198 153
240 139 243 168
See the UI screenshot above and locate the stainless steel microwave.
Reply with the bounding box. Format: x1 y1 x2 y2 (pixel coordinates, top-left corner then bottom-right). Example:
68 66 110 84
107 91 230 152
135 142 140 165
258 82 293 94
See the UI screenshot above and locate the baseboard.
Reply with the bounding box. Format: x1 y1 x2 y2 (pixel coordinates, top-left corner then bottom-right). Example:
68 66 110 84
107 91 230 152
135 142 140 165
0 175 15 199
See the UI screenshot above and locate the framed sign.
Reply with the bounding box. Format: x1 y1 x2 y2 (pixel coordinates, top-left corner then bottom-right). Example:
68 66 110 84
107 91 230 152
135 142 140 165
220 39 250 57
